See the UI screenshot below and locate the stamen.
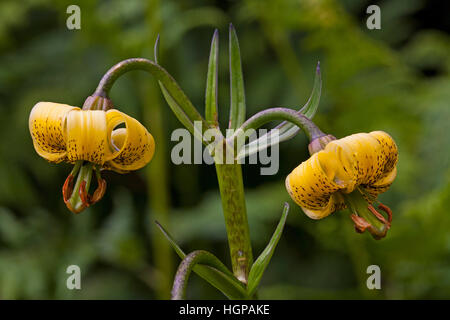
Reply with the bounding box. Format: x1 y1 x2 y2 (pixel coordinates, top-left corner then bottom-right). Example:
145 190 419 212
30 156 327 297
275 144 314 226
62 161 100 214
62 174 74 203
79 180 91 207
377 202 392 223
368 204 390 228
91 176 107 204
342 189 392 239
78 175 107 206
77 167 107 208
350 214 371 233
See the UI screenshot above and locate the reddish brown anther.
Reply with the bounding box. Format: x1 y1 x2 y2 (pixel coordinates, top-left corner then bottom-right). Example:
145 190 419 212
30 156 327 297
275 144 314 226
91 178 107 204
62 174 74 203
63 173 86 214
79 177 107 208
62 163 108 214
377 202 392 223
79 181 91 207
350 214 371 234
350 202 393 240
368 204 390 227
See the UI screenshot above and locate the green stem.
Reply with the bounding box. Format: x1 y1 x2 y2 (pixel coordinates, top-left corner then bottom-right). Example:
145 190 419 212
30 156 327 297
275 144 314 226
156 222 247 299
214 141 253 284
92 57 208 130
232 107 324 143
172 250 242 300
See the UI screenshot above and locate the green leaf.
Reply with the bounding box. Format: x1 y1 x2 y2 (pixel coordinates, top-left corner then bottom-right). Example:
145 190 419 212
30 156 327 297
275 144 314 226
228 23 246 129
298 61 322 119
247 203 289 297
155 221 186 259
159 83 196 135
205 29 219 127
154 34 161 64
155 221 247 299
152 36 208 139
237 62 321 159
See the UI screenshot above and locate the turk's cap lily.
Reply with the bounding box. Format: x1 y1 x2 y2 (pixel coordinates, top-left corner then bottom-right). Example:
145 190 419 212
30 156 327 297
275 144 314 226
29 102 155 213
285 131 398 239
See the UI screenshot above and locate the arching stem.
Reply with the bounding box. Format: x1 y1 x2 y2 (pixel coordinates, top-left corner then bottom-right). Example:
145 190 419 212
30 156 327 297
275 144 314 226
92 58 208 133
231 107 325 144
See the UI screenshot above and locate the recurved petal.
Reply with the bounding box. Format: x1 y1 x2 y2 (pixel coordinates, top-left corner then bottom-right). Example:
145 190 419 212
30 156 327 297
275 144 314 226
362 166 397 197
29 102 78 163
104 110 155 172
66 110 108 164
369 131 398 175
301 193 346 220
286 153 343 219
317 141 357 192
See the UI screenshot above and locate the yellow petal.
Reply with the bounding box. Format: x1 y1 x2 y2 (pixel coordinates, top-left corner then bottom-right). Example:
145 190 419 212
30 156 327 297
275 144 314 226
29 102 78 163
317 141 357 192
301 193 345 220
66 110 108 164
286 153 343 219
104 110 155 172
362 166 397 197
369 131 398 176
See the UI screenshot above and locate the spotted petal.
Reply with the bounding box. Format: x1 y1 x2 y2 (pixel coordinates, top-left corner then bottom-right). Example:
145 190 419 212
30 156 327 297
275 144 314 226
104 110 155 173
29 102 78 163
66 110 108 164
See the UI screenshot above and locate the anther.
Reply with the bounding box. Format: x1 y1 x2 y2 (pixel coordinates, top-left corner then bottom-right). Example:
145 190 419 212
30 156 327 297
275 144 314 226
79 180 91 207
368 204 391 229
350 214 371 233
62 174 74 203
377 202 392 223
91 177 107 205
78 174 107 207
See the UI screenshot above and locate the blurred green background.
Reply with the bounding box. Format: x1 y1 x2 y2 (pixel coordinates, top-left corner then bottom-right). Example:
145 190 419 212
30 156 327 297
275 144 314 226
0 0 449 299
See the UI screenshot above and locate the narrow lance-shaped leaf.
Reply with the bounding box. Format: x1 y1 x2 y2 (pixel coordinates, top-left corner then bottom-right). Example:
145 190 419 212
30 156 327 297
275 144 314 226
237 62 321 160
205 29 219 127
247 203 289 297
155 221 247 299
153 36 208 142
228 23 246 129
298 61 321 119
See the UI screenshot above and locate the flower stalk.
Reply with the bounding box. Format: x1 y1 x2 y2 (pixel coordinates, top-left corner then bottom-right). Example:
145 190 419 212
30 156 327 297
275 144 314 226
215 153 253 283
231 107 325 144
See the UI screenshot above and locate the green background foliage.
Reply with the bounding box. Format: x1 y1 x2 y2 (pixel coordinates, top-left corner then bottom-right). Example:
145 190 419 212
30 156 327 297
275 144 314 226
0 0 448 299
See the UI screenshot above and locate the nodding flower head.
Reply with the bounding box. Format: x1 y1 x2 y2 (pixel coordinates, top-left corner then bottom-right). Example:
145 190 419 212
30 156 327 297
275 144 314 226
286 131 398 239
29 101 155 214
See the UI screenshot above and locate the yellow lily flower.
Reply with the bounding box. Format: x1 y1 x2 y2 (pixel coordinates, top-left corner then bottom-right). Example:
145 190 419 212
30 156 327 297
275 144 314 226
29 102 155 213
285 131 398 239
